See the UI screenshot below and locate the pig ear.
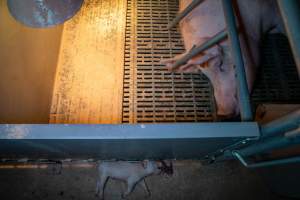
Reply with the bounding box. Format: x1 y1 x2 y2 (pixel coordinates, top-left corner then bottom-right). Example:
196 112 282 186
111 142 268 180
142 160 149 169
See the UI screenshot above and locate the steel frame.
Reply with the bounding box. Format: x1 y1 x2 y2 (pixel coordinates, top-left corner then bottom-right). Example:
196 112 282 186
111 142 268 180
0 123 259 159
0 0 299 165
165 0 300 165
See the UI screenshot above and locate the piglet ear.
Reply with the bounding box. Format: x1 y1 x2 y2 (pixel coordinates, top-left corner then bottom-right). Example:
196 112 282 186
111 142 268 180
142 160 149 169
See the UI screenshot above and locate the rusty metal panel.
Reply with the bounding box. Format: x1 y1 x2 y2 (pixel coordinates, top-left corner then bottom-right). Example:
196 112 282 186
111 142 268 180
49 0 127 124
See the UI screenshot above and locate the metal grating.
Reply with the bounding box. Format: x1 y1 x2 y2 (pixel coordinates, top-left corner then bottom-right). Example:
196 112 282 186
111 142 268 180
122 0 216 123
252 34 300 106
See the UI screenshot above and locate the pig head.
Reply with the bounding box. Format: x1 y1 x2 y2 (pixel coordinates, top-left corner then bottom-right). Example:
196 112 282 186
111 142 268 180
162 0 285 118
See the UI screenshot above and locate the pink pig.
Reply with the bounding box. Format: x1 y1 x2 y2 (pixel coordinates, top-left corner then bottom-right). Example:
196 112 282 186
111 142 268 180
161 0 285 118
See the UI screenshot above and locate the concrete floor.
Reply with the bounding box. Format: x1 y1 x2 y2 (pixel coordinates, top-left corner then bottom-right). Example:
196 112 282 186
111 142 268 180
0 160 288 200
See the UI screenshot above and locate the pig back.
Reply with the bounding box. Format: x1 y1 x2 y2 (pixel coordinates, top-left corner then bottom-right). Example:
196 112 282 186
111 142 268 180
179 0 226 50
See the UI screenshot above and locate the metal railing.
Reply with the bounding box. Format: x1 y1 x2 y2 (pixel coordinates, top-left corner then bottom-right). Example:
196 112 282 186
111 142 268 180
168 0 253 121
167 0 300 122
167 0 300 166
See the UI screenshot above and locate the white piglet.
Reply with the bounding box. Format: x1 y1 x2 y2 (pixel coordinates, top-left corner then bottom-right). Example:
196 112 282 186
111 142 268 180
95 160 171 199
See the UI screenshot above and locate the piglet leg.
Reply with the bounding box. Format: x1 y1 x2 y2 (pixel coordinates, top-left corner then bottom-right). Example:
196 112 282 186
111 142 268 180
96 175 108 200
122 178 138 199
140 179 151 198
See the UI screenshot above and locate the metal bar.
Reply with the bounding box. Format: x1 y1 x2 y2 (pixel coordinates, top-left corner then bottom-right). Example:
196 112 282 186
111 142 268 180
0 123 259 160
277 0 300 78
221 0 253 121
285 126 300 138
168 0 205 30
171 30 227 70
236 127 300 157
0 162 95 169
233 151 300 168
261 109 300 138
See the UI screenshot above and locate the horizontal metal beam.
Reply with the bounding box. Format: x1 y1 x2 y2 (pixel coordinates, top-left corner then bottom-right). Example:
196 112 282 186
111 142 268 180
0 123 259 160
168 0 205 30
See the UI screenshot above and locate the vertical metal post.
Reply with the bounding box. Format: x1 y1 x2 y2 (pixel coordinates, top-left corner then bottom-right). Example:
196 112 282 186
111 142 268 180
277 0 300 78
221 0 253 121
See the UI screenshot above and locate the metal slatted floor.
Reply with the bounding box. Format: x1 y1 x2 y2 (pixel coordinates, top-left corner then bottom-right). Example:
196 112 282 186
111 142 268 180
123 0 300 124
252 34 300 105
123 0 216 123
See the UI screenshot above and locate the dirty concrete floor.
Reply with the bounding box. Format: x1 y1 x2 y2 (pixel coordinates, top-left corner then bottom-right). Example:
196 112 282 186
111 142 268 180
0 160 289 200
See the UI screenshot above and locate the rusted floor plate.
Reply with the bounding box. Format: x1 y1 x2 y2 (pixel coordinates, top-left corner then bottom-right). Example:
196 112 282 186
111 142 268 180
50 0 127 124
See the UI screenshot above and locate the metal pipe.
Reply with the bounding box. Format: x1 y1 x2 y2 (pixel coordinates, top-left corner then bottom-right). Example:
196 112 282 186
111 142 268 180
222 0 252 121
261 109 300 138
216 123 300 161
168 0 205 30
285 126 300 138
233 151 300 168
171 30 227 70
277 0 300 78
0 162 96 169
237 127 300 157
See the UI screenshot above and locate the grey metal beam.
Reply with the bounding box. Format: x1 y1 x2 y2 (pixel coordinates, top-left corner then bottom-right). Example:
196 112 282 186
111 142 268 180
277 0 300 78
221 0 253 121
167 0 205 30
0 123 259 160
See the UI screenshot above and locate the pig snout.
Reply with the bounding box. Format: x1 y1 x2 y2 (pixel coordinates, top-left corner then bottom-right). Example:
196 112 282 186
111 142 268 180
210 66 240 118
214 88 239 118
